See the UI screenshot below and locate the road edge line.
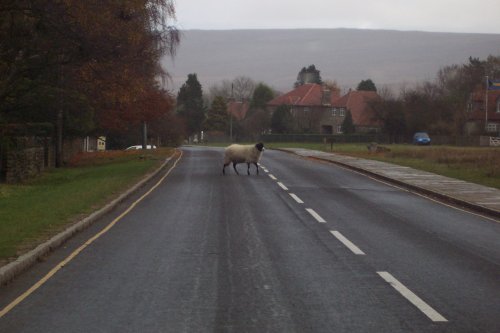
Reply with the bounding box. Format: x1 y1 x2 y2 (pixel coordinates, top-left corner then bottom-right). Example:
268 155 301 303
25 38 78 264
0 149 181 287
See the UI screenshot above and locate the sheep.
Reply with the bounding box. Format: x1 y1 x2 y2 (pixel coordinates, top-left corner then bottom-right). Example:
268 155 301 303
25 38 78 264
222 142 265 175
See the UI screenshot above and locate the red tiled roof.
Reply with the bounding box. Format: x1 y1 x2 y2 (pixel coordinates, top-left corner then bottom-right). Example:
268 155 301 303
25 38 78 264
334 90 381 126
267 84 381 127
267 83 340 106
227 100 250 121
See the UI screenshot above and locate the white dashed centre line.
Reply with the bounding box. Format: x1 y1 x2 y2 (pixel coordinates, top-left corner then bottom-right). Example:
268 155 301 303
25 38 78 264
289 193 304 204
259 165 448 324
306 208 326 223
329 230 365 255
277 182 288 191
377 272 448 322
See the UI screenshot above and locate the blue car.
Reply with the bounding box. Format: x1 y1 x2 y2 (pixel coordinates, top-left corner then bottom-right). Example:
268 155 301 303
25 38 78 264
413 132 431 145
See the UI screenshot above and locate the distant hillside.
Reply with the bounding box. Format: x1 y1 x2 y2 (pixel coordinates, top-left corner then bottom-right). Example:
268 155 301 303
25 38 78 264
161 29 500 93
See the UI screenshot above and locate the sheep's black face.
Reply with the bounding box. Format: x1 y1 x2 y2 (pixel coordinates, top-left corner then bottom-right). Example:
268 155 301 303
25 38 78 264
255 142 264 151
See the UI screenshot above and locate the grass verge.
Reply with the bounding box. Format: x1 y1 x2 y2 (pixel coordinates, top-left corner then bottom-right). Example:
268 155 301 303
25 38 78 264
265 142 500 190
0 148 173 262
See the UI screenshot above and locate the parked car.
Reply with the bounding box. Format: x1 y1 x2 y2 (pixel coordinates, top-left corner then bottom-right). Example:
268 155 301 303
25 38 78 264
413 132 431 145
125 145 157 150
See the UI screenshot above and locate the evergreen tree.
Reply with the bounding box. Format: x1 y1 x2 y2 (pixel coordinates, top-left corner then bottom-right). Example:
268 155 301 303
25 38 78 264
250 83 275 109
271 105 293 133
341 110 356 134
177 73 205 136
241 82 274 138
294 65 322 87
357 79 377 92
204 96 229 132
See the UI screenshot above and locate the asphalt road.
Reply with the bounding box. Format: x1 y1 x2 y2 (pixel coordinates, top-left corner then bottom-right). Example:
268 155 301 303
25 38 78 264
0 146 499 332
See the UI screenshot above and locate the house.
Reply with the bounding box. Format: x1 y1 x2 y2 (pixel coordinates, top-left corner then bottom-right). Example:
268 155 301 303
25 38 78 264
333 90 382 133
267 83 341 134
82 136 106 152
267 83 381 134
226 99 250 121
466 81 500 135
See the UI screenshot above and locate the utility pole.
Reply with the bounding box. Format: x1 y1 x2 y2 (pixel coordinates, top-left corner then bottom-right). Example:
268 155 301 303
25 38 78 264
230 83 234 142
230 114 233 142
485 76 489 131
56 107 63 167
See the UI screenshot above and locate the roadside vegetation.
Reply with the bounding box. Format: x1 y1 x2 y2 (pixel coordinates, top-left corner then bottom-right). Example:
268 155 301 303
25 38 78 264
265 142 500 190
0 148 174 263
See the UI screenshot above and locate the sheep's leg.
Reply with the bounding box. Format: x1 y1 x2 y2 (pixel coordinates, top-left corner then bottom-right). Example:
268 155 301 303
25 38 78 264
232 162 239 175
246 162 259 175
222 162 230 175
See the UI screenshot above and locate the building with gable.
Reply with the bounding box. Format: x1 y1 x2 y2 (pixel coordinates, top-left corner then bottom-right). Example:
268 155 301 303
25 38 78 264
226 99 250 121
466 81 500 135
333 90 382 133
267 83 381 134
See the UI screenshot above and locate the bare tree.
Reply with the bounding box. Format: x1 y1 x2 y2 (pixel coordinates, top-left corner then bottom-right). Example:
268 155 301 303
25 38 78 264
232 76 255 100
208 80 233 103
207 76 256 103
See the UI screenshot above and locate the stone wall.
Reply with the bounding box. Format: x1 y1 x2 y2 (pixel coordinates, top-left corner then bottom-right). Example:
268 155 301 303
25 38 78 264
6 147 45 184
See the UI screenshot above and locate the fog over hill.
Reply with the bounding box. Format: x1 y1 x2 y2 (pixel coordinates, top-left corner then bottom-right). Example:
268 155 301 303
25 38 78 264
161 29 500 94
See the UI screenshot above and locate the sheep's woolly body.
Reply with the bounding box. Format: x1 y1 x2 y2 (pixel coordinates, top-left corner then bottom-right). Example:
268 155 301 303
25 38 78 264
224 144 261 164
222 143 264 175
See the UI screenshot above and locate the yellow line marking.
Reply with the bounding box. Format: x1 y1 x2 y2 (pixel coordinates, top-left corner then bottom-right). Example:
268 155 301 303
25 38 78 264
0 150 183 318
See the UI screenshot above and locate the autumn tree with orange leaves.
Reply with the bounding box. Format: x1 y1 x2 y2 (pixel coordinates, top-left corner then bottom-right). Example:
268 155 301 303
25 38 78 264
0 0 180 165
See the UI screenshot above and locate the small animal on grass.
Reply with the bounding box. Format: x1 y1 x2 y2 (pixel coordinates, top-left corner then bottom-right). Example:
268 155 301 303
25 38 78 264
367 142 391 153
222 142 265 175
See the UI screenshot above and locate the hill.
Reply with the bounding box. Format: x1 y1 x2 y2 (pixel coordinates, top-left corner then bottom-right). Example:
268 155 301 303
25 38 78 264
161 29 500 93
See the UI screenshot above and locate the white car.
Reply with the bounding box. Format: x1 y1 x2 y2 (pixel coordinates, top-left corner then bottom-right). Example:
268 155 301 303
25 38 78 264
125 145 157 150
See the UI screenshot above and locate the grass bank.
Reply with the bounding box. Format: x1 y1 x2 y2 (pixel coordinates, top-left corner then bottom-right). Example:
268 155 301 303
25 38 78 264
0 148 173 263
265 142 500 190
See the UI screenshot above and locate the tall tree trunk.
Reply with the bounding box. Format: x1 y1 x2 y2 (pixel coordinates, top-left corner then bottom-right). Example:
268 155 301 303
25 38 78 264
55 63 64 168
142 121 148 149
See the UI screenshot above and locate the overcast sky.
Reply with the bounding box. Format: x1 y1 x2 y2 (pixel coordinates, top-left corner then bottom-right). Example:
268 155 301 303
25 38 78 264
174 0 500 34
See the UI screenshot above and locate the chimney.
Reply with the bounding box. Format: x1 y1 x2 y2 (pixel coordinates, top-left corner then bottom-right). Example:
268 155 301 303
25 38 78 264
322 87 331 106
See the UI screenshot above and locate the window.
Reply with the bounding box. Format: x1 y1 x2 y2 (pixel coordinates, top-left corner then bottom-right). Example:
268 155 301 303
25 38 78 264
496 98 500 113
466 101 473 112
466 95 473 112
486 123 497 132
340 108 345 116
331 108 337 117
336 125 343 133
